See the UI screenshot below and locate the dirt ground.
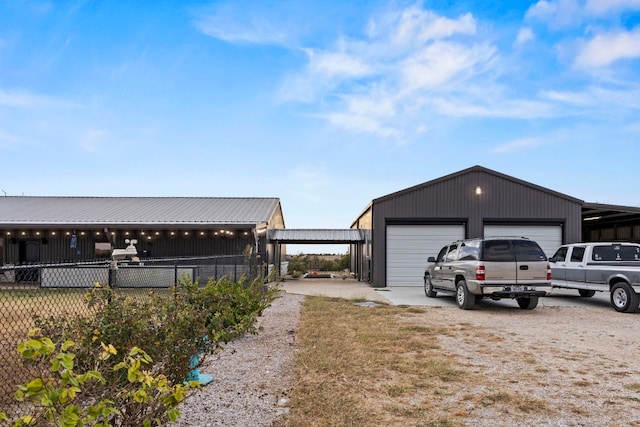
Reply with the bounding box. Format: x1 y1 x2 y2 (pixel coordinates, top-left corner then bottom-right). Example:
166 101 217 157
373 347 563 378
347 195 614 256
283 279 640 426
401 303 640 426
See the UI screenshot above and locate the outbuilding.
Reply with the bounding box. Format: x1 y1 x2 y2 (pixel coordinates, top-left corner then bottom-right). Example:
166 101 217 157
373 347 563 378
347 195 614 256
0 197 285 268
351 165 585 287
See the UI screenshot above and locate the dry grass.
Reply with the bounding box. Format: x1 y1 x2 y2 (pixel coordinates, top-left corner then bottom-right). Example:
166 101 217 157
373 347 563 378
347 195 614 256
0 287 161 407
284 297 558 427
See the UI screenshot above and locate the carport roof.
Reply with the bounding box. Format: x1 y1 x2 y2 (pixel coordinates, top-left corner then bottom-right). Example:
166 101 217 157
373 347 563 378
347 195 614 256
583 202 640 225
268 229 367 244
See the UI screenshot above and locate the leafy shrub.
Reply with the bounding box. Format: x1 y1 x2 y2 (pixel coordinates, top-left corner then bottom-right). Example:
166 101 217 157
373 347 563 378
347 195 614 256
0 330 196 427
31 275 279 392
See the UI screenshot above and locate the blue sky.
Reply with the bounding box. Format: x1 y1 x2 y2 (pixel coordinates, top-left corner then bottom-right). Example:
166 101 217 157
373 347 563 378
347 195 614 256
1 0 639 254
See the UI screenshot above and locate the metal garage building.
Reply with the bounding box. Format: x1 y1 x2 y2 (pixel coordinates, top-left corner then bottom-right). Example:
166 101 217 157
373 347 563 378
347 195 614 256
351 165 583 288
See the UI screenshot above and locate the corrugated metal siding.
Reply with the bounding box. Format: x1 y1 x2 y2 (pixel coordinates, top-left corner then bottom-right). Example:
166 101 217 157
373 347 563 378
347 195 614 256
369 167 583 287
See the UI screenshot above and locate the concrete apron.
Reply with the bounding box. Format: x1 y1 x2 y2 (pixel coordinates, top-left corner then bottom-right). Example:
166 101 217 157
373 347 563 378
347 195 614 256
278 278 614 310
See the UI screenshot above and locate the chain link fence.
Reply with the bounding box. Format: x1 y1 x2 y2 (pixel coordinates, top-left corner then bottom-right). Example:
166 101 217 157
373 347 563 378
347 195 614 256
0 254 261 415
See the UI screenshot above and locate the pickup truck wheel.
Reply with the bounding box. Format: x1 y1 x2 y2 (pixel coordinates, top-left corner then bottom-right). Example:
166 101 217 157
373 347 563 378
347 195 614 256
610 283 639 313
424 276 437 298
456 280 475 310
578 289 596 298
517 296 538 310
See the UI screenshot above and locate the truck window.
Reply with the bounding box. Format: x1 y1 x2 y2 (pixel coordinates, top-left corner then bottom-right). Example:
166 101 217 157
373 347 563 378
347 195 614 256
483 240 515 262
592 245 640 261
458 241 480 261
445 244 459 262
551 247 568 262
570 247 586 263
620 245 640 261
435 246 448 262
512 240 547 262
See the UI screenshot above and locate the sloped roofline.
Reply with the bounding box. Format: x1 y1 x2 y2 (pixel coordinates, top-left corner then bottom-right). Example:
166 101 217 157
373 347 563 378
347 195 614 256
0 196 282 228
372 165 584 205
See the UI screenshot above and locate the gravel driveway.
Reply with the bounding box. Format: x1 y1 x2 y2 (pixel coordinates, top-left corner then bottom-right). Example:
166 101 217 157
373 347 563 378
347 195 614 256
177 280 640 426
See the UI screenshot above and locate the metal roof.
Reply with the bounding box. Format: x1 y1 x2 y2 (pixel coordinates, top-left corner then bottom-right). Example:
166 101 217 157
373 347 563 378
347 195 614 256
0 196 281 227
373 165 584 205
268 229 367 243
582 202 640 225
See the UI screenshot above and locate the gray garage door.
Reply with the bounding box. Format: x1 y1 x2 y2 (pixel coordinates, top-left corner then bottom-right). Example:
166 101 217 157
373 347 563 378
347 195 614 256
386 224 465 286
483 225 562 258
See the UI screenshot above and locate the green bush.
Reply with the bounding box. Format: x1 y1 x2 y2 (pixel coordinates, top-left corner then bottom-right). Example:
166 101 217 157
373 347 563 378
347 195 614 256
0 331 196 427
22 274 280 424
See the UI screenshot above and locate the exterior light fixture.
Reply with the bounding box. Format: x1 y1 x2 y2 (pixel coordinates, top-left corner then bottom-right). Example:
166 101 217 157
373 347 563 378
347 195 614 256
155 231 160 235
51 231 56 236
475 186 482 195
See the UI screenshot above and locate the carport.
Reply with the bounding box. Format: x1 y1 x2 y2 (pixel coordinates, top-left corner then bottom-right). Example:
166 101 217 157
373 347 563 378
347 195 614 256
268 229 368 279
582 202 640 243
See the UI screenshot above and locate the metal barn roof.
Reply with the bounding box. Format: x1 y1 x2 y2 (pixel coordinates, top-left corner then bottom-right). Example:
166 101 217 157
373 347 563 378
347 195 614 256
268 229 367 243
0 196 281 227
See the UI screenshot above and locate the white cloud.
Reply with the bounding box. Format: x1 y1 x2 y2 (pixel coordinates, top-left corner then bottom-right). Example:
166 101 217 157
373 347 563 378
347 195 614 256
0 89 79 109
432 97 556 119
492 138 544 153
194 4 292 46
277 5 503 139
306 49 372 79
78 129 107 153
0 129 19 147
399 41 495 93
542 84 640 112
514 28 535 48
368 6 476 49
525 0 583 28
574 28 640 68
585 0 640 15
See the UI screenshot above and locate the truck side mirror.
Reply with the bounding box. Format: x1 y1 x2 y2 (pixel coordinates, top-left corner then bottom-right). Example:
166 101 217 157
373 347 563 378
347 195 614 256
427 257 436 263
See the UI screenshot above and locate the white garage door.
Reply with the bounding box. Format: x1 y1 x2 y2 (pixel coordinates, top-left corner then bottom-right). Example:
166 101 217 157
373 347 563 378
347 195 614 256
386 224 465 287
483 225 562 258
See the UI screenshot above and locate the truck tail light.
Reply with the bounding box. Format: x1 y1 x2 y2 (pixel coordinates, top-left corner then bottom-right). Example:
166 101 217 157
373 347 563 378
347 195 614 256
476 265 485 281
546 263 552 280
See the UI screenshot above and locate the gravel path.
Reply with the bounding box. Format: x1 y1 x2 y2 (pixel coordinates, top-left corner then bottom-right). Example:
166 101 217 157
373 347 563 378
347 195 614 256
176 288 640 426
175 292 303 427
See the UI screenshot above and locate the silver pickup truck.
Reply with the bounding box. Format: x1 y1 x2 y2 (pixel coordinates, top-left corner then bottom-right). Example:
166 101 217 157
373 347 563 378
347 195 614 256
549 242 640 313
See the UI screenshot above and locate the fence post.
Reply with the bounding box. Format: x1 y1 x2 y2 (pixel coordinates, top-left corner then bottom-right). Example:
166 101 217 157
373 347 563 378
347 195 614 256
108 261 117 288
174 261 178 288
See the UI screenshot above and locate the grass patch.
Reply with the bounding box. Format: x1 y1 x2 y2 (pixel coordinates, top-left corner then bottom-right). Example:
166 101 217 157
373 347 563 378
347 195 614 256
283 296 561 426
